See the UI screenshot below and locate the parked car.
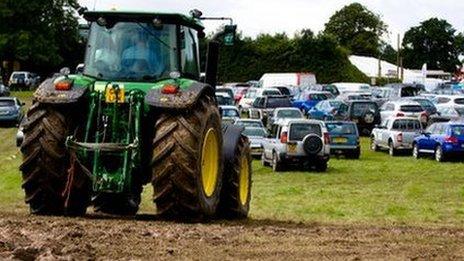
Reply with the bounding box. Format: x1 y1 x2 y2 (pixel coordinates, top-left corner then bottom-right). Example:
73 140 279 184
242 127 268 158
412 122 464 162
331 82 370 94
383 83 425 99
271 86 293 98
267 107 304 128
338 101 381 135
310 84 340 97
436 106 464 119
292 91 331 114
336 92 372 102
8 71 39 90
0 84 10 96
233 87 249 103
307 99 347 120
401 97 438 116
259 73 316 88
431 95 464 107
252 95 292 125
371 117 423 156
234 119 265 129
0 97 25 124
261 119 330 172
216 93 234 106
219 105 240 124
215 87 235 103
238 87 282 110
380 100 428 127
326 121 360 159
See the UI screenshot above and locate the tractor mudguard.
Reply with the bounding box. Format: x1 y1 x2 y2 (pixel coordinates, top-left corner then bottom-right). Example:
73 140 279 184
222 124 245 166
34 77 88 104
145 82 214 109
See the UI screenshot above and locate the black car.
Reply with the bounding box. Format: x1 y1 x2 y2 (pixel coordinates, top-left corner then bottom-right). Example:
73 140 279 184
252 95 292 125
335 100 380 135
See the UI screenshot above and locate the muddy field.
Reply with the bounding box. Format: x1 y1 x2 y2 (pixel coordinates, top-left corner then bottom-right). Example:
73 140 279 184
0 212 463 260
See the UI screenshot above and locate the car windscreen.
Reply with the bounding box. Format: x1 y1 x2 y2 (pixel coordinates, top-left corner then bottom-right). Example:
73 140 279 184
392 119 421 130
414 99 434 109
289 123 321 140
400 105 423 112
222 109 239 117
308 93 328 101
216 96 233 105
0 100 15 107
276 87 291 96
326 123 356 134
324 85 339 95
276 110 301 118
351 102 377 117
243 128 267 137
454 98 464 105
450 125 464 136
266 97 291 108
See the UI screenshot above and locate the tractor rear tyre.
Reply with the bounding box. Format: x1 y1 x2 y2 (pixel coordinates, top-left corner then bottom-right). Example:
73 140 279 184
20 103 90 216
152 95 223 220
217 134 252 219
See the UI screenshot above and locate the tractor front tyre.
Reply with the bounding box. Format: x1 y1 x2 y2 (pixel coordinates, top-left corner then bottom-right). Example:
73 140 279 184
152 95 223 220
217 128 252 219
20 103 90 216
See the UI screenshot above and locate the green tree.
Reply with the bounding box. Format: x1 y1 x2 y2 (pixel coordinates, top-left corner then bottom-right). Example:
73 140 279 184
324 3 387 57
402 18 462 72
0 0 83 76
380 44 398 64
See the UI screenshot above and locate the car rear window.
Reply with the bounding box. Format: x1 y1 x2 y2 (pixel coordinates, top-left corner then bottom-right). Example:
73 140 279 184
0 100 15 107
454 98 464 105
351 102 377 117
400 105 423 112
222 109 239 117
12 74 25 80
414 99 434 109
289 123 321 140
243 128 267 137
236 121 262 128
326 123 357 134
263 90 281 96
308 93 328 100
276 110 301 118
451 125 464 136
455 107 464 116
267 97 291 108
392 119 421 130
276 87 291 96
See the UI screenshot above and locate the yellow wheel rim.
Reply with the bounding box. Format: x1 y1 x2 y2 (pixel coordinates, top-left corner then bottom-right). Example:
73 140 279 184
201 128 219 197
239 154 250 205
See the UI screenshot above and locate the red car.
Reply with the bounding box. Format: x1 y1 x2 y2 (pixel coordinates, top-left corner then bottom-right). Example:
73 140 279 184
234 87 249 103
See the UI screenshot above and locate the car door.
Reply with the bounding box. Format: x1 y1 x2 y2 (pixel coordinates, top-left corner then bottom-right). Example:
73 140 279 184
380 103 392 122
264 125 280 159
422 124 439 151
309 102 323 119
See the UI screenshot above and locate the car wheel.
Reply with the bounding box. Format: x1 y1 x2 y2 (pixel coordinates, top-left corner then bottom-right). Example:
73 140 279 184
370 137 379 151
272 152 283 172
435 145 446 162
388 141 397 156
412 143 421 159
261 152 269 167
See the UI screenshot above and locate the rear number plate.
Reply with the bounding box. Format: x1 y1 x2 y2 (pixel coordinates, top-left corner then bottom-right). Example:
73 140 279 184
105 86 125 103
287 144 297 153
333 137 348 143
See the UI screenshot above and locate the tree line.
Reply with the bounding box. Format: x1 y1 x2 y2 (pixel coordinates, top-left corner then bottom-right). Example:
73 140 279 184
0 1 462 83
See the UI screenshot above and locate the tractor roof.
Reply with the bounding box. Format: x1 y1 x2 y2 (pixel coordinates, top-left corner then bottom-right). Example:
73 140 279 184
83 11 204 31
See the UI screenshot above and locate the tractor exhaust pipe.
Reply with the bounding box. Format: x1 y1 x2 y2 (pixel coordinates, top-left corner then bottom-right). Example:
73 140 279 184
205 41 219 89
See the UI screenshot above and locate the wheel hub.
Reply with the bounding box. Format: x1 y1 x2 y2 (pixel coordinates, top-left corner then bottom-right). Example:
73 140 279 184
201 128 219 197
239 155 249 205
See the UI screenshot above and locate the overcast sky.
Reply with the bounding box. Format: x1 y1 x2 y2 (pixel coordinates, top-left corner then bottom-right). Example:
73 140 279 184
78 0 464 47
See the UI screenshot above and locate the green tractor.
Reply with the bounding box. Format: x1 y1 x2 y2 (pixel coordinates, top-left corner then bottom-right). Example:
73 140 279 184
19 9 252 220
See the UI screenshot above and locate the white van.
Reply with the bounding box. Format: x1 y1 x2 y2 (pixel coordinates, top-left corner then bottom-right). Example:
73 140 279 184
331 82 371 94
259 73 316 88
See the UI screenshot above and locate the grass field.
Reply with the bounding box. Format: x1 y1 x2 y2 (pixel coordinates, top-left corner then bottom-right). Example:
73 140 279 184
1 92 464 227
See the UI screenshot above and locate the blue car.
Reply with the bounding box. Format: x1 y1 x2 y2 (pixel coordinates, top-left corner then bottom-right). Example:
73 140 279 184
0 97 25 124
413 122 464 162
307 99 347 120
326 121 360 159
292 91 330 114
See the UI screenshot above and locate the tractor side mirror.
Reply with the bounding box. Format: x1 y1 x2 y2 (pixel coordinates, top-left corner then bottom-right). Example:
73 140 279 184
60 67 71 76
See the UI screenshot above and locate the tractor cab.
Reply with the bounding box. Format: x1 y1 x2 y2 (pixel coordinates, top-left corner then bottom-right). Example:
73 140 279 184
83 12 203 83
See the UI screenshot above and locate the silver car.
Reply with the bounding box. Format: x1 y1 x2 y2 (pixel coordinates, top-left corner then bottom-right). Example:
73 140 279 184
370 117 423 156
261 119 331 172
380 100 428 126
242 127 268 158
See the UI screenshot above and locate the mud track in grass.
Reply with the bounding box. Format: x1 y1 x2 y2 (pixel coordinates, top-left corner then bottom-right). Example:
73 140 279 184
1 212 464 260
